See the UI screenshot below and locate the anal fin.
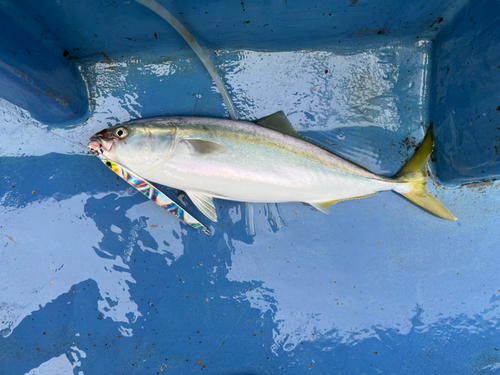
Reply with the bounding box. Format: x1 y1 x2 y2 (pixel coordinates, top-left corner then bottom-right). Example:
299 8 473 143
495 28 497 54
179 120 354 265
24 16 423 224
310 200 338 213
310 192 379 213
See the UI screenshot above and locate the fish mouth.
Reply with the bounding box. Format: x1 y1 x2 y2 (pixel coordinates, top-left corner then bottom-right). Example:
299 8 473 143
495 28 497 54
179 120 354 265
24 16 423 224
87 137 114 156
87 138 100 156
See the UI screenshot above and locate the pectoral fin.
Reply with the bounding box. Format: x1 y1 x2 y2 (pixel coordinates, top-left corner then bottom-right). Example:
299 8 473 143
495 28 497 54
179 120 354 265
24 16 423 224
186 190 218 222
183 139 227 156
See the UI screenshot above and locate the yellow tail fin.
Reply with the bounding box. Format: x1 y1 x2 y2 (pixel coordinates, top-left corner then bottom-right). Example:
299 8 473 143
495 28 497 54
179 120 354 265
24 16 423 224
395 123 457 220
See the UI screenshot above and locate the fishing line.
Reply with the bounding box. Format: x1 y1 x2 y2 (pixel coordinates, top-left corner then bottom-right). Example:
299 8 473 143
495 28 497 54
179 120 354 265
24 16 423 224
29 119 91 153
48 130 89 150
134 0 240 121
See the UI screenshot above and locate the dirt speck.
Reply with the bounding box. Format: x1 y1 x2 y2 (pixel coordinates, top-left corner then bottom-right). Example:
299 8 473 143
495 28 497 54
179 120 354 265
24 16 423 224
399 136 418 153
2 235 18 245
99 51 113 64
429 17 444 28
354 27 389 36
45 88 70 107
462 180 494 189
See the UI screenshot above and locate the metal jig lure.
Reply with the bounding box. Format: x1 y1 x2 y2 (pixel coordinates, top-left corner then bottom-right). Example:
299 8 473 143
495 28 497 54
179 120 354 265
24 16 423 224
101 159 211 235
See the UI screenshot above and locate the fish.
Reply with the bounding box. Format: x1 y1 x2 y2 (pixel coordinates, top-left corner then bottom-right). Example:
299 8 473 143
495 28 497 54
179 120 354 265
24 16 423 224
87 111 456 222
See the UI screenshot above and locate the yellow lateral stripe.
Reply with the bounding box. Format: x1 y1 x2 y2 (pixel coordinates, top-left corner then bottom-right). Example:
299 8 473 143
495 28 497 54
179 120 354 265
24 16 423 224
312 192 379 211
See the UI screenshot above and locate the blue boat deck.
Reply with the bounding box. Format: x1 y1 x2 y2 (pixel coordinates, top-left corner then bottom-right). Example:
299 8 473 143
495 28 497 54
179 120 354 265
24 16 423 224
1 0 500 373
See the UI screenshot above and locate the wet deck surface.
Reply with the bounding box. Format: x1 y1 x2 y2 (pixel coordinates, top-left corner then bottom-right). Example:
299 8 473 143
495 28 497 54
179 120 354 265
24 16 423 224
1 0 500 373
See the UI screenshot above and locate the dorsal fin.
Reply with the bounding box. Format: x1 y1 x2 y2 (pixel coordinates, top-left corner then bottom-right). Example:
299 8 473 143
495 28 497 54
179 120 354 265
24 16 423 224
255 111 374 173
255 111 324 149
256 111 301 138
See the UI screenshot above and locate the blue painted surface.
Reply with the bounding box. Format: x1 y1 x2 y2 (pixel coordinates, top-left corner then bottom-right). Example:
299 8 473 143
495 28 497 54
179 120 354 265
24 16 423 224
431 0 500 184
0 6 88 125
1 1 500 374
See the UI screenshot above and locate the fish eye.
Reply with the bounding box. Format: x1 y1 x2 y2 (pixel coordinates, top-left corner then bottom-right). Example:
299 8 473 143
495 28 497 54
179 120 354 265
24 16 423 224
115 127 128 138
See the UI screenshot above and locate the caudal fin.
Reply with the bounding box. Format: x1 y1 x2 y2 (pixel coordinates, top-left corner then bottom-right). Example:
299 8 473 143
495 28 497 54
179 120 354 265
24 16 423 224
394 123 457 220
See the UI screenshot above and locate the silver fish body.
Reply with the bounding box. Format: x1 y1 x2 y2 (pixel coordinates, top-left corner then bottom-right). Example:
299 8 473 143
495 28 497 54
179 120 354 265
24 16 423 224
88 112 456 221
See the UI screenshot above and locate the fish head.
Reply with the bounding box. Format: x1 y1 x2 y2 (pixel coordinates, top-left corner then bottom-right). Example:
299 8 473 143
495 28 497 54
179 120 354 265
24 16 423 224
88 121 178 173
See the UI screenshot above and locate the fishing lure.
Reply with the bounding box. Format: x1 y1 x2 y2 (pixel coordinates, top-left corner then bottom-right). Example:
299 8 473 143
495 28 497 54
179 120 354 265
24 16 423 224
101 158 211 235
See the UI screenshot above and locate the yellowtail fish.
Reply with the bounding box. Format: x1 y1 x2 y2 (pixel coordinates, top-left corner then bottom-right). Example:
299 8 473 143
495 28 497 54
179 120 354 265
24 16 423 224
88 111 456 222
